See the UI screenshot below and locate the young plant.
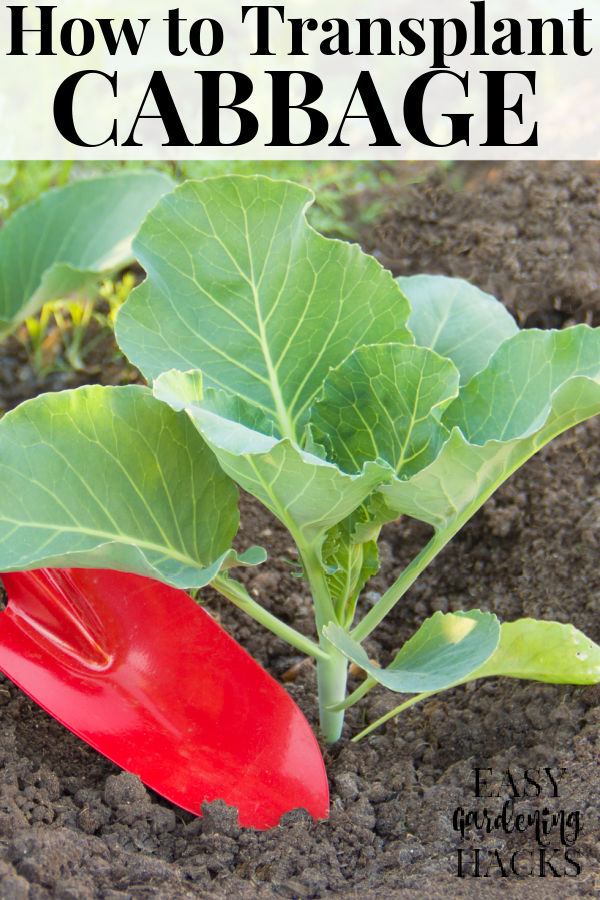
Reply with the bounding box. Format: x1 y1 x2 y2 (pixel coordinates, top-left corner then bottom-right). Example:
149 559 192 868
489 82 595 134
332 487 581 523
98 272 137 328
18 300 59 376
19 295 108 376
0 175 600 746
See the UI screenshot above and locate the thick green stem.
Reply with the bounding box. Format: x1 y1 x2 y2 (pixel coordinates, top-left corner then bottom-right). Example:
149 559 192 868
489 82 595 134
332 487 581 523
300 544 337 634
300 542 349 740
212 574 329 662
316 643 348 741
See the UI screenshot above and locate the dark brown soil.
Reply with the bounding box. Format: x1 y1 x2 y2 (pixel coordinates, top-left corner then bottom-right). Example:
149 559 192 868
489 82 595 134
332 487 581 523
1 162 600 898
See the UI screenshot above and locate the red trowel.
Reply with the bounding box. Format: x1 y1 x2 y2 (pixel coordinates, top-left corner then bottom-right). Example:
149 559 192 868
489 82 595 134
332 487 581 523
0 567 329 829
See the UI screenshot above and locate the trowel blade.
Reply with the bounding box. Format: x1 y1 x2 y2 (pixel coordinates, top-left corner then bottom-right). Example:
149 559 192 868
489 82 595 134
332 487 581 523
0 568 329 829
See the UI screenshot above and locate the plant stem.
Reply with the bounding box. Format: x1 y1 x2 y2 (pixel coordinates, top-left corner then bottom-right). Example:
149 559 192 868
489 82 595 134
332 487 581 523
327 674 376 712
352 690 436 741
301 542 348 740
316 643 348 741
300 544 337 633
351 529 455 643
212 574 329 662
353 452 547 645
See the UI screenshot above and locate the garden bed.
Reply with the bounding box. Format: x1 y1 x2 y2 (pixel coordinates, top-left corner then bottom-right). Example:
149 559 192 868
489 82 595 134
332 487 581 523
1 162 600 899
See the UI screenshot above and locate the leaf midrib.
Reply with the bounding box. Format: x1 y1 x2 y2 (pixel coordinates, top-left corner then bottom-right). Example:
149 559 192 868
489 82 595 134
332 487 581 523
188 187 296 443
0 517 205 569
239 192 296 443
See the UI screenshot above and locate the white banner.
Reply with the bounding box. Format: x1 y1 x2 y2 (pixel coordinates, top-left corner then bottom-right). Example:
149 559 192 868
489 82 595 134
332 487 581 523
0 0 598 158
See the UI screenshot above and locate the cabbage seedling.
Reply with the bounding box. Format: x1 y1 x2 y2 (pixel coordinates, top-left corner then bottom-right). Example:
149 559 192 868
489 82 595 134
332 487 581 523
1 175 600 743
